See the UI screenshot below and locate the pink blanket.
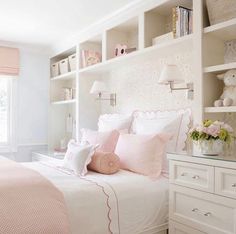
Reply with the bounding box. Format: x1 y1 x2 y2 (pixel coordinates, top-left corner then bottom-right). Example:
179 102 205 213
0 158 70 234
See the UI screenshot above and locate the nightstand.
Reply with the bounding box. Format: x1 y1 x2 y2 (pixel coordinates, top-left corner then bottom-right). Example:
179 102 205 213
32 151 65 162
168 153 236 234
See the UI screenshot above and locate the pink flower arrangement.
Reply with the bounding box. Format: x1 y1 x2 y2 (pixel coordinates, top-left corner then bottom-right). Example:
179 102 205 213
189 120 234 143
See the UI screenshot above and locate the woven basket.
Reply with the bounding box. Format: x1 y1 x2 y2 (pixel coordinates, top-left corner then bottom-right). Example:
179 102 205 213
206 0 236 25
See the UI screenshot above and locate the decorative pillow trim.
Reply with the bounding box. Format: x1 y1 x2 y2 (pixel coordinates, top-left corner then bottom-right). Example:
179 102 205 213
132 108 192 152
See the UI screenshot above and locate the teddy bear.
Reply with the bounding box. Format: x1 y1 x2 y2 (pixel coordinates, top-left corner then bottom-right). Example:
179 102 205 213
214 69 236 107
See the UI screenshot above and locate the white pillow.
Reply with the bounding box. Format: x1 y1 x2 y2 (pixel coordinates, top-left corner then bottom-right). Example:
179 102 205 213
63 140 96 176
98 114 132 132
132 109 191 153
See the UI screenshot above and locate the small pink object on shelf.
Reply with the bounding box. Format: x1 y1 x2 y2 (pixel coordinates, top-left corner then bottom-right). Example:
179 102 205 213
81 50 101 68
115 44 136 57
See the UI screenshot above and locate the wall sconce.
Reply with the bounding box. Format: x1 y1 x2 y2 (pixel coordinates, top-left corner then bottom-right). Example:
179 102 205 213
158 64 194 99
90 81 116 106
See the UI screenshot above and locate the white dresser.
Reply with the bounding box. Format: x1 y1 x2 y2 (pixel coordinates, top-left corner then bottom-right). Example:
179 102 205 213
168 153 236 234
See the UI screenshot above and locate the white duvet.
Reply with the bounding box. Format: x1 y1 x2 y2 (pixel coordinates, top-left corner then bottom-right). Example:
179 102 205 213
23 161 169 234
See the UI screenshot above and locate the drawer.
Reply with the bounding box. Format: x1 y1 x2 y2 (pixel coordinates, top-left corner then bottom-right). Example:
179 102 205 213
215 167 236 199
170 185 236 234
169 221 205 234
169 160 214 192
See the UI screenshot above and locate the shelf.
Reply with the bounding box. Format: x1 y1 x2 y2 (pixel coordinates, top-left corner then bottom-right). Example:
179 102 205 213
204 18 236 41
50 71 76 81
51 99 76 105
204 62 236 74
79 34 193 75
205 106 236 113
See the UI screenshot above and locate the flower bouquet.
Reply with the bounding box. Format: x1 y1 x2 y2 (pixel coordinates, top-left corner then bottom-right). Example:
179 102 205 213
189 120 234 155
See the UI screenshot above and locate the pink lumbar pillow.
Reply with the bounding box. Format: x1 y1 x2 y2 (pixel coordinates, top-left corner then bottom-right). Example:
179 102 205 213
81 129 119 152
88 151 120 174
115 133 170 178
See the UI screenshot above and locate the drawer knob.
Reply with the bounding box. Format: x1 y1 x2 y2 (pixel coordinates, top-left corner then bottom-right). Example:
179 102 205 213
192 175 200 180
181 173 186 176
204 212 212 217
232 183 236 187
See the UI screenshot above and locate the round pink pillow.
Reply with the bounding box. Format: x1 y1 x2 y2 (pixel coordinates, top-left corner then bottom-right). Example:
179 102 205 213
88 151 120 175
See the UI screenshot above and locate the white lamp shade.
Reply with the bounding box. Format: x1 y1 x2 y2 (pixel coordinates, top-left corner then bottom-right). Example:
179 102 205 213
90 81 108 94
158 64 184 84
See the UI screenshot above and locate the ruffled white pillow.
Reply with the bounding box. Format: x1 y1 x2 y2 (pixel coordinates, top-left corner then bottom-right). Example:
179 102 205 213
63 140 97 176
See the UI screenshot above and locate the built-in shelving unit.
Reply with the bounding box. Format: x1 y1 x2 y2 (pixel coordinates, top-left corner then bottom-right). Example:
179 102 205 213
79 34 193 75
48 0 195 151
202 2 236 125
49 46 78 151
48 0 236 151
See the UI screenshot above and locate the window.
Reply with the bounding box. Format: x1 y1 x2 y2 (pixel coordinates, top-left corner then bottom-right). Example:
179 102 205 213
0 77 16 151
0 79 8 144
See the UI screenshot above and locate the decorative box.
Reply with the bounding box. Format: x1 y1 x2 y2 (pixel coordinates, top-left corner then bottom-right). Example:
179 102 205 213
51 62 59 77
81 50 101 68
68 53 76 71
206 0 236 25
224 40 236 64
59 58 69 74
152 32 174 46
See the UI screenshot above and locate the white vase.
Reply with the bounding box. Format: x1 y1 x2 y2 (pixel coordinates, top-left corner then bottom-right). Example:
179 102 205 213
200 139 224 156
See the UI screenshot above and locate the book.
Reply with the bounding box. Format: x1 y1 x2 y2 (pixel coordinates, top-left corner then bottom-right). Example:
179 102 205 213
172 6 193 38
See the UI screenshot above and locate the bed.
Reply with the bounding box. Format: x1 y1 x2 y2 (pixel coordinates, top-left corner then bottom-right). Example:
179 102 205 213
22 159 169 234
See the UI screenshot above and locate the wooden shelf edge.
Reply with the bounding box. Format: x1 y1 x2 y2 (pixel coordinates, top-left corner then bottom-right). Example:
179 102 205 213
205 106 236 113
204 62 236 73
204 18 236 34
50 71 76 81
51 99 76 105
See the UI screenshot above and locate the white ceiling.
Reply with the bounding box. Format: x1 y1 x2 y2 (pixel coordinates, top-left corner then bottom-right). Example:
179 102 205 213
0 0 136 48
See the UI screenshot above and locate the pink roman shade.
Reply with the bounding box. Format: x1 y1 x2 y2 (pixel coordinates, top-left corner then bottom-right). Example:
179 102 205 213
0 46 19 76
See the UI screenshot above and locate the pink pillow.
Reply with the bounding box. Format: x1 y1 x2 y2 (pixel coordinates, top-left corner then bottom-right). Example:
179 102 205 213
115 133 170 178
88 151 120 174
81 129 119 152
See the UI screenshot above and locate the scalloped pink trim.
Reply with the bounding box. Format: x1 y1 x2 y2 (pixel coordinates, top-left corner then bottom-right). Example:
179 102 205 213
79 177 113 234
38 162 114 234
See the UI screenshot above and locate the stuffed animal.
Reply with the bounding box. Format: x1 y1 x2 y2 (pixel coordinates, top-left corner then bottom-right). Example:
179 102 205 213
214 69 236 107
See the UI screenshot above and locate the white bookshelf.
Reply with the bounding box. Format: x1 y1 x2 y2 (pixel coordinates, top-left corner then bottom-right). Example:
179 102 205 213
49 46 78 151
79 34 193 75
49 0 236 151
202 5 236 117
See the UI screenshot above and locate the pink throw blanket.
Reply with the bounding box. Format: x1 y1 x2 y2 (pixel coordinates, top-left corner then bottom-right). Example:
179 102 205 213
0 159 70 234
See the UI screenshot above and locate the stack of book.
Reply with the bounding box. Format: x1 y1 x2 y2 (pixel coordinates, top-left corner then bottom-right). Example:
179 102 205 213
172 6 193 38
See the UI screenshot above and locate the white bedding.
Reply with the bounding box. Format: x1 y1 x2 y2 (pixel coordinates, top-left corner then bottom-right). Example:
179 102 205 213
23 160 169 234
